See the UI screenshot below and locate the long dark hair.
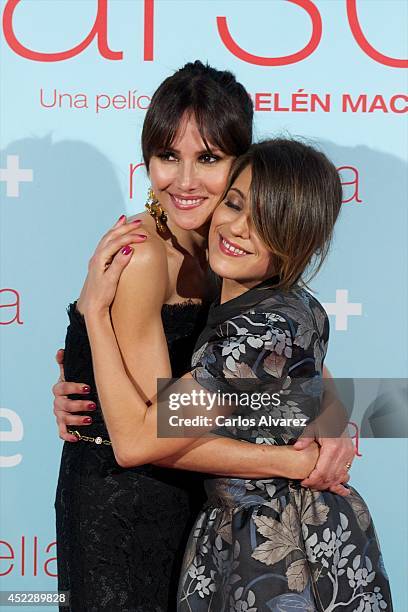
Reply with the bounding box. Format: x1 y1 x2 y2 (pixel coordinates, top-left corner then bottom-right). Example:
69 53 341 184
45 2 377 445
225 138 343 289
142 60 253 169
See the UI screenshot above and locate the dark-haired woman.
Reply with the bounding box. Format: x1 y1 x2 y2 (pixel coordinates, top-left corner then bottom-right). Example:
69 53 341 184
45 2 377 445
53 63 350 611
73 139 392 611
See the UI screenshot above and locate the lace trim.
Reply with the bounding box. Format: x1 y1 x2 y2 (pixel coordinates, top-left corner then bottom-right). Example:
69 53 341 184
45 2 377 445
67 300 207 330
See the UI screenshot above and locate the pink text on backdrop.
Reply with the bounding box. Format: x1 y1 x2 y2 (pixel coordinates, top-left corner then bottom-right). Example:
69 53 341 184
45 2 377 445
342 94 408 114
338 166 362 204
128 162 363 205
348 421 362 457
2 0 407 67
38 89 408 115
0 289 23 325
253 92 407 114
39 89 151 113
0 538 57 578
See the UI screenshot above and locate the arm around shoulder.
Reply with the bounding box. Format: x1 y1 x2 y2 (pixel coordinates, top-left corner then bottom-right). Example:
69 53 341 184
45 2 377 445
110 236 172 399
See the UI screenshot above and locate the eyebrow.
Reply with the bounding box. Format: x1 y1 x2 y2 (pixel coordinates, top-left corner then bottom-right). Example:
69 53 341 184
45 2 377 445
163 146 222 155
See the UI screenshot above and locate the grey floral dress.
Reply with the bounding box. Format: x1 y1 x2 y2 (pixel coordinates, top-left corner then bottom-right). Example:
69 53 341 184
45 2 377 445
177 279 393 612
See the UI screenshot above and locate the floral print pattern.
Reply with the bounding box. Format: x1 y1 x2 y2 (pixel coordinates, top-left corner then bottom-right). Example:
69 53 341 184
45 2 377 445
178 286 393 611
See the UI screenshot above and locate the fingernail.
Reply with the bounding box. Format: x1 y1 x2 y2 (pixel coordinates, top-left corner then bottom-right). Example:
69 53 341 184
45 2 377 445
118 214 126 222
136 234 147 239
82 385 91 393
87 403 97 410
83 417 92 424
121 245 133 256
131 219 142 225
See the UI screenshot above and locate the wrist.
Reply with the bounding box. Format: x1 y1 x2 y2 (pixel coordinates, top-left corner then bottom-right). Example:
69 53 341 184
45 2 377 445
282 447 301 479
259 445 287 478
280 446 312 480
83 305 111 325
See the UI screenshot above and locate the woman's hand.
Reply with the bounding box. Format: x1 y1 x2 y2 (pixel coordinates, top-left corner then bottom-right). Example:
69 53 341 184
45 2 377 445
52 349 96 442
293 368 355 496
285 441 320 480
78 215 148 318
294 435 354 496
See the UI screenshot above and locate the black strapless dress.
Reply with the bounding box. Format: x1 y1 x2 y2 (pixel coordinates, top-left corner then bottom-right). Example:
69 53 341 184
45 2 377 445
55 302 208 612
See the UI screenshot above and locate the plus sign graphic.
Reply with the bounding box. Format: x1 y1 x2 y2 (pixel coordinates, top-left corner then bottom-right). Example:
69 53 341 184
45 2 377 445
0 155 34 197
323 290 362 331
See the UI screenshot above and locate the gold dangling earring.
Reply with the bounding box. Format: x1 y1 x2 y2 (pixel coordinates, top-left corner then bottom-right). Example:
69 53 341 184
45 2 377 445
145 187 168 233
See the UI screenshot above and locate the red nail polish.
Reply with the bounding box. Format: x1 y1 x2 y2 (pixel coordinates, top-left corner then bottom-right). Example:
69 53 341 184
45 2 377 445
132 219 142 225
136 234 147 239
87 403 97 410
82 385 91 393
118 214 126 222
83 417 92 424
121 245 133 255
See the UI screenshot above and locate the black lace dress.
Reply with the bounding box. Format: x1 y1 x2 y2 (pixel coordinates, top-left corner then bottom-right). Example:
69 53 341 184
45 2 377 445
55 302 208 612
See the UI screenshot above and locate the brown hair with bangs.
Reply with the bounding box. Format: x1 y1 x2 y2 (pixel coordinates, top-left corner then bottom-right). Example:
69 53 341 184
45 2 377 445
142 61 253 169
225 139 342 289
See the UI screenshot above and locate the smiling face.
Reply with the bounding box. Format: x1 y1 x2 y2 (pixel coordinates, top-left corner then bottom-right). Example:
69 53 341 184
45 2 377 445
208 165 276 289
148 113 235 232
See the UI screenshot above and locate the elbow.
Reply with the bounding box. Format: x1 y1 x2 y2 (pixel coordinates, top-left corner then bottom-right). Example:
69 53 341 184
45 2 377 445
113 444 146 468
114 452 133 468
111 436 162 467
115 452 145 468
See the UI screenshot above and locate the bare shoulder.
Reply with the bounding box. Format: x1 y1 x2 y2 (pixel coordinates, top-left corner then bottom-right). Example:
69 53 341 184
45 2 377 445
128 231 168 269
127 211 157 236
115 226 169 305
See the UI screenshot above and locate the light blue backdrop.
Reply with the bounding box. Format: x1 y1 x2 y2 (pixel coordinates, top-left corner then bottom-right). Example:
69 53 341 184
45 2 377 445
0 1 407 610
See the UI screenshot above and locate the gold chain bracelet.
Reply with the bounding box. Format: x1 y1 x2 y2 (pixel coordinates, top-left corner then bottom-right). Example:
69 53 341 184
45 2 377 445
68 429 112 446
